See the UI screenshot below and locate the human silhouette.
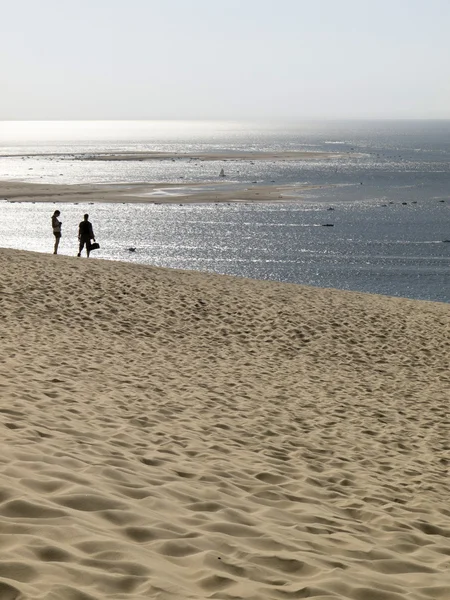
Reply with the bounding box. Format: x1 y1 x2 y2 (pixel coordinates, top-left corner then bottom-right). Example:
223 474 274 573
77 214 95 258
51 210 62 254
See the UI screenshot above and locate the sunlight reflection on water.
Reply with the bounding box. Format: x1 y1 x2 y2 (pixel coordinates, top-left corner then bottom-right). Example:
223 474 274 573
1 120 449 301
1 199 448 303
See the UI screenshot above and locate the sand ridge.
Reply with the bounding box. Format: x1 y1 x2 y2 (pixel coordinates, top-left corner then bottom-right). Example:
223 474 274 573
0 248 449 599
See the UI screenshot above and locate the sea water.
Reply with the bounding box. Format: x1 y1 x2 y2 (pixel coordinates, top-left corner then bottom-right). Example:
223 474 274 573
0 120 449 302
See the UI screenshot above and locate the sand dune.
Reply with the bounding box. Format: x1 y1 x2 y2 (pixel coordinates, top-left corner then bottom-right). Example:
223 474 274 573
0 247 449 600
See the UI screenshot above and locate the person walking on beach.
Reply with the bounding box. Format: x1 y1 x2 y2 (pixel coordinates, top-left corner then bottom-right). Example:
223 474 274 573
51 210 62 254
77 214 95 258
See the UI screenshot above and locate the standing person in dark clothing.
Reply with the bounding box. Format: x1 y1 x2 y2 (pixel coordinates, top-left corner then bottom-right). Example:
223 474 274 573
51 210 62 254
77 214 95 257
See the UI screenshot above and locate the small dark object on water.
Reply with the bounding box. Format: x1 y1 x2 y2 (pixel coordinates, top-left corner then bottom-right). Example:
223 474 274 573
322 223 334 227
128 247 136 252
402 202 408 205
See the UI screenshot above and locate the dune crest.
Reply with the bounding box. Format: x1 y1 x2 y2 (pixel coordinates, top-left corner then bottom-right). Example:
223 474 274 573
0 248 449 600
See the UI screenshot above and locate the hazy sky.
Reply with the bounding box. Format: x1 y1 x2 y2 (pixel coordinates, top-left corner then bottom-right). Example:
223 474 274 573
2 0 449 120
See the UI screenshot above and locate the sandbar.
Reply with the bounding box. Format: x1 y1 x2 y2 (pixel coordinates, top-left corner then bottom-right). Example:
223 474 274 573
0 180 336 204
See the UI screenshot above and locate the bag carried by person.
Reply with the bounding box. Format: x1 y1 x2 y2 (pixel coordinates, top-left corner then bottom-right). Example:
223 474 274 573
88 242 100 251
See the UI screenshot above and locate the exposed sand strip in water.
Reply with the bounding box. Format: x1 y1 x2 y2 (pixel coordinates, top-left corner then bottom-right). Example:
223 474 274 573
76 150 347 161
1 150 348 161
0 180 336 204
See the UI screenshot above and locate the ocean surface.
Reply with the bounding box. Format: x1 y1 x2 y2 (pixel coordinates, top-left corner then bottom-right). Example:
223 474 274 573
1 120 449 302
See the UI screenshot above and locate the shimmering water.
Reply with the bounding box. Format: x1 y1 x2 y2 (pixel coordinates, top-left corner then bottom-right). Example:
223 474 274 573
1 120 449 302
1 199 449 303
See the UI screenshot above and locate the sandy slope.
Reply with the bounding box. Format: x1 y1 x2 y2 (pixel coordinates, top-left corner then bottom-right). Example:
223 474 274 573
0 248 449 600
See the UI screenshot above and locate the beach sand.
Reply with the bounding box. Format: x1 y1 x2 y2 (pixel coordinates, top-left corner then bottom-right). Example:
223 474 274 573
0 247 449 600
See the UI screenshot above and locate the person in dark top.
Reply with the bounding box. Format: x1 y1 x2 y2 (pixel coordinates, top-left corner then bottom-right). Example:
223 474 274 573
51 210 62 254
77 214 95 257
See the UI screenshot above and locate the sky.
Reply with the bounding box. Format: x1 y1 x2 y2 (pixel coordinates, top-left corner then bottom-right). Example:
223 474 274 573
1 0 450 120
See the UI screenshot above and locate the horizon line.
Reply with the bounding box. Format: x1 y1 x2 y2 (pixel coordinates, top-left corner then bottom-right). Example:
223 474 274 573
2 117 450 123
